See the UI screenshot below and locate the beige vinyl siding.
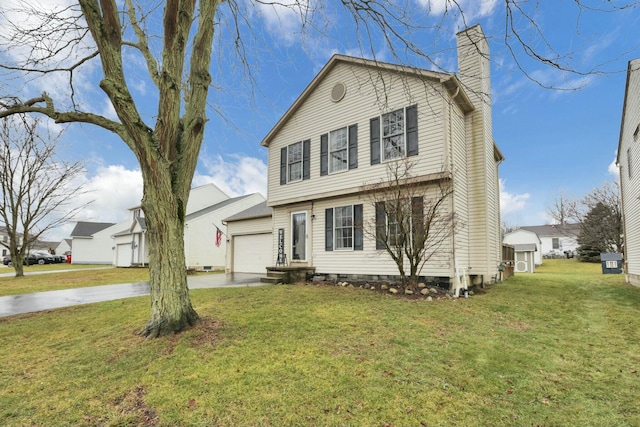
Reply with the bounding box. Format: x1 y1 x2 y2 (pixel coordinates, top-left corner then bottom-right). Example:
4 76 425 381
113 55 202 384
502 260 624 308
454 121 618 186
448 98 471 272
227 216 272 236
267 63 448 207
457 25 500 280
620 59 640 285
311 192 454 278
272 202 313 267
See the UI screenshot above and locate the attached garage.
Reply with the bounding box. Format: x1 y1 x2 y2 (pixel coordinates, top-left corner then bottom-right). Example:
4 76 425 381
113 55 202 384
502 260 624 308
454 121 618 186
115 243 131 267
224 202 274 274
232 233 272 273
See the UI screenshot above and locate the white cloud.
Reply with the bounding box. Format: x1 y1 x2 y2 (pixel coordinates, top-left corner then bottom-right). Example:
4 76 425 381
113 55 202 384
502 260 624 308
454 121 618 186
416 0 498 21
194 154 267 198
608 151 620 178
253 0 311 45
42 164 143 241
500 178 530 216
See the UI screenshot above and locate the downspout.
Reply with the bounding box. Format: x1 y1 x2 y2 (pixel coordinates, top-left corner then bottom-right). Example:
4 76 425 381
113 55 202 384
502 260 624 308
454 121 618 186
449 85 461 295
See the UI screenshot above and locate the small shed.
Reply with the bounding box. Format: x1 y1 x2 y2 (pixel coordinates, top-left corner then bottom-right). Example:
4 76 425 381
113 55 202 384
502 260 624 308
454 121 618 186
513 244 537 273
600 253 623 274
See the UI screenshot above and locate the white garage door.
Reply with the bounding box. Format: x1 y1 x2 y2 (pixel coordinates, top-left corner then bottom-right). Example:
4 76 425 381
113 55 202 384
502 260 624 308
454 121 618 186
116 244 131 267
233 233 272 274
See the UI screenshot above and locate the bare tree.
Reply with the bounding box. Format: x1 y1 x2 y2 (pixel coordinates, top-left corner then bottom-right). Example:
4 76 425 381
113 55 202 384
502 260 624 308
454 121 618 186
0 1 635 337
0 114 88 277
362 160 457 287
547 191 575 226
548 181 622 256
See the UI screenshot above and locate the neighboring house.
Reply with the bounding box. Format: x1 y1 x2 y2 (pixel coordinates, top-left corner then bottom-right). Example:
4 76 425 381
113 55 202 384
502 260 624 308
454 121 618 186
260 25 504 286
70 221 119 264
55 238 72 256
224 201 273 274
519 224 580 258
0 226 15 257
617 58 640 287
503 229 543 266
112 183 266 270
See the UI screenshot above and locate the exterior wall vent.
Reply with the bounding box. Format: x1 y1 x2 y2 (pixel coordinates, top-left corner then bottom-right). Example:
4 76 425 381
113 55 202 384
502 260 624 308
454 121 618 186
330 82 346 102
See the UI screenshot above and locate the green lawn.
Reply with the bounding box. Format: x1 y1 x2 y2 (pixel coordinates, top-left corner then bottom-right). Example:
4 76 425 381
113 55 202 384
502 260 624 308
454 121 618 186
0 266 150 296
0 259 638 426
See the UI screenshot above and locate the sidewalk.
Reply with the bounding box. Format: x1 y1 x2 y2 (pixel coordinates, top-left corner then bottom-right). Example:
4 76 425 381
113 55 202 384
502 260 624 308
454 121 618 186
0 272 266 318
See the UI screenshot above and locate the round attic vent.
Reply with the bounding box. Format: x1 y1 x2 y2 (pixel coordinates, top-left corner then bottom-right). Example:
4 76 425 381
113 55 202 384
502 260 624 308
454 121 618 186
330 82 346 102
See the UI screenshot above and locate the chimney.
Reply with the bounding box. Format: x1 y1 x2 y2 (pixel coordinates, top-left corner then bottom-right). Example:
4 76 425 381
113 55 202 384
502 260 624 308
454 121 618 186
456 24 491 109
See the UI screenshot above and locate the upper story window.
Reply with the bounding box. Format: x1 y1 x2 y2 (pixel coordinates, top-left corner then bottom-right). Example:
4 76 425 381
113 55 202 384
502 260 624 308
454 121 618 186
288 141 303 182
330 127 348 173
280 139 310 185
320 125 358 176
382 109 406 161
628 147 633 179
325 204 363 251
370 105 418 165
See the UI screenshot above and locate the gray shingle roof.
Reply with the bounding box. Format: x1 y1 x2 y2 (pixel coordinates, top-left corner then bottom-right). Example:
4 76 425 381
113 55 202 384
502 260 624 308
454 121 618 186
224 201 272 222
519 224 581 237
70 221 116 237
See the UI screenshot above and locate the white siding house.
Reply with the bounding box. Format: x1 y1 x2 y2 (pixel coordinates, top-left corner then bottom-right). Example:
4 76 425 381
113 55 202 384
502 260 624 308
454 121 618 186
261 25 504 287
519 224 580 257
503 229 542 266
112 183 266 270
70 221 122 264
617 58 640 287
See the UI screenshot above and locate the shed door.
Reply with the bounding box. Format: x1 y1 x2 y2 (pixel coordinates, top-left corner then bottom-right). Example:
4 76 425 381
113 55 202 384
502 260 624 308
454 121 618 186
116 244 131 267
515 252 530 273
233 233 272 273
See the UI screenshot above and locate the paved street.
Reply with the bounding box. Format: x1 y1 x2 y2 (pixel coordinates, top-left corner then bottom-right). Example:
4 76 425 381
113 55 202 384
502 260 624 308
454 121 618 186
0 272 266 317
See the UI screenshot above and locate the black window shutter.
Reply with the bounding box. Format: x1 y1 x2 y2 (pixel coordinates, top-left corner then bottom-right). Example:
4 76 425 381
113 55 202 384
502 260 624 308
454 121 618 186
370 117 380 165
406 105 418 157
411 196 424 248
354 204 363 250
320 134 328 176
280 147 287 185
302 139 311 180
325 208 333 251
348 124 358 170
375 201 386 250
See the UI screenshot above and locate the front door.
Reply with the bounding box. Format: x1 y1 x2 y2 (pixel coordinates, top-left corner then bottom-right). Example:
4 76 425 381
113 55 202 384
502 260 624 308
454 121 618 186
291 211 307 261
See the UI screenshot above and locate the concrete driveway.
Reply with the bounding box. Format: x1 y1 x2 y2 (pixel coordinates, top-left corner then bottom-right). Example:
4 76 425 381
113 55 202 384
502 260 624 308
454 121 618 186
0 272 266 318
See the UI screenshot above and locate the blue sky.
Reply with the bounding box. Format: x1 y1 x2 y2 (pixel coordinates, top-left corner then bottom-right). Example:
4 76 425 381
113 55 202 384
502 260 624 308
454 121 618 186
1 0 639 240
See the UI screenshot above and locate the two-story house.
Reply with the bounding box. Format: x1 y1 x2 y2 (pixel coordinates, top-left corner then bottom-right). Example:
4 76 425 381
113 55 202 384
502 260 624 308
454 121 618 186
261 25 504 287
617 58 640 287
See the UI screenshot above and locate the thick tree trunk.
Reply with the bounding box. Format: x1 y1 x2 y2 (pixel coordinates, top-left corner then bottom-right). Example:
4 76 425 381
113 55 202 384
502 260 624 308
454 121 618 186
138 169 199 338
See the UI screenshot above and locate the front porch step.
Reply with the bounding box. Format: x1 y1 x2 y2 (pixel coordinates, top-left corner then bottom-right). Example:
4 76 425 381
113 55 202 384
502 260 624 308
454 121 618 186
260 270 285 284
260 276 282 284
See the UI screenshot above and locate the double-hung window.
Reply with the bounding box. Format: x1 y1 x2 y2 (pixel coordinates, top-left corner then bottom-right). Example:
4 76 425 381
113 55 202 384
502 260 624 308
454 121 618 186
334 205 353 249
325 204 363 251
370 105 418 165
280 139 310 185
329 127 348 173
288 141 302 182
382 109 405 161
375 197 424 250
320 125 358 176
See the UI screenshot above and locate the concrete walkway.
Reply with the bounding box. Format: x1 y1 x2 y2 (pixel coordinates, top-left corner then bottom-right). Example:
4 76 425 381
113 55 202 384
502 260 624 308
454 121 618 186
0 272 266 318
